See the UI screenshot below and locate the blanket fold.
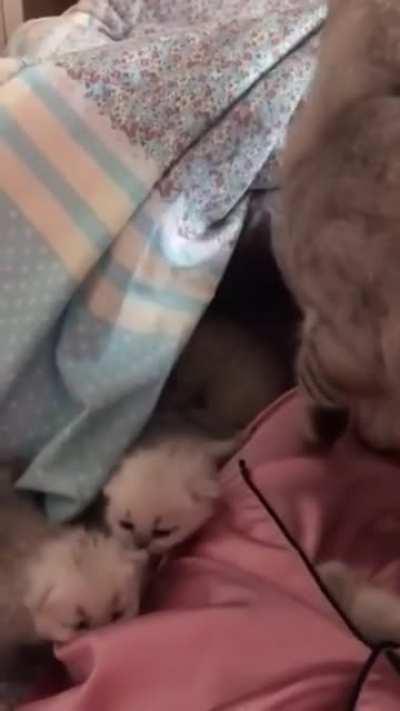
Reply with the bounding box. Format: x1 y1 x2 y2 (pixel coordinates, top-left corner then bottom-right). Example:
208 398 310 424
0 0 325 519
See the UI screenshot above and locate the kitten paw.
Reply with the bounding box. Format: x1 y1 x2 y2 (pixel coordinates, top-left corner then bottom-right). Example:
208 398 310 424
317 560 357 605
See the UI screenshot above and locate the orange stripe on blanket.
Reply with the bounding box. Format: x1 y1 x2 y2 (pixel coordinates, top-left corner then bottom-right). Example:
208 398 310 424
0 141 97 278
1 78 133 234
112 221 217 303
87 277 194 337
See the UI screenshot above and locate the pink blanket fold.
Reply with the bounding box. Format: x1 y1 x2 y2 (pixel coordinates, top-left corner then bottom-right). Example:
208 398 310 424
23 392 400 710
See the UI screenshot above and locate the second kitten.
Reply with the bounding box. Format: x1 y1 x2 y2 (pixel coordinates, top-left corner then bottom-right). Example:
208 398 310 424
103 424 239 554
0 471 147 707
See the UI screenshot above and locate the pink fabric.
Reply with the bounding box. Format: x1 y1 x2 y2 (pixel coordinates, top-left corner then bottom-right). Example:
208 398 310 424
22 392 400 710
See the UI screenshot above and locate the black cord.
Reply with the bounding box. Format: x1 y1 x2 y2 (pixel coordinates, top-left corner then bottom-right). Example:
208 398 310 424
238 458 400 709
347 647 385 710
238 459 366 643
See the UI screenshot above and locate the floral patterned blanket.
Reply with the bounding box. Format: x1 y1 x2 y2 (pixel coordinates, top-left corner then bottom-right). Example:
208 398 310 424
0 0 325 520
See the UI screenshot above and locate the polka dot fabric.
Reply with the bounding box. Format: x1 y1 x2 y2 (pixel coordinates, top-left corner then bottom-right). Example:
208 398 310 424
2 0 325 519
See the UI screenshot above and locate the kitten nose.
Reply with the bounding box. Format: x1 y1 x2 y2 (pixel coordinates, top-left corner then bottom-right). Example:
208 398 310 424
134 533 150 549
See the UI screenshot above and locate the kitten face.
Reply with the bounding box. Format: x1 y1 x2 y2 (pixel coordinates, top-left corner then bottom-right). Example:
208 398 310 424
104 442 220 555
24 529 147 644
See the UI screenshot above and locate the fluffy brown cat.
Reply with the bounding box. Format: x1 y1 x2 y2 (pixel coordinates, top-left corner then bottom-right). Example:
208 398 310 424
277 0 400 450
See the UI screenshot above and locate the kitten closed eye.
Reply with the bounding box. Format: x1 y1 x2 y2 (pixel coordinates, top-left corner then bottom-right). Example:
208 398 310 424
119 520 135 531
103 426 230 554
153 526 178 538
110 610 124 622
71 618 89 632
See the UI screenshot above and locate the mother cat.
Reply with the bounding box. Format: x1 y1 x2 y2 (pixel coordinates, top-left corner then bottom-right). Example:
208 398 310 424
277 0 400 450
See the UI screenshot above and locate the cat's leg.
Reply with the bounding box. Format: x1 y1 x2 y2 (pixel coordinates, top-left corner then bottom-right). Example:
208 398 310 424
298 314 400 451
319 560 400 645
297 334 349 447
355 314 400 451
355 396 400 452
352 583 400 645
317 560 357 612
297 310 382 448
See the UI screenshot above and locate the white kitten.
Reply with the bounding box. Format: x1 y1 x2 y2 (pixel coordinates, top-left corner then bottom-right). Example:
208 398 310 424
104 427 238 554
0 471 147 710
318 560 400 645
24 528 147 645
0 471 147 647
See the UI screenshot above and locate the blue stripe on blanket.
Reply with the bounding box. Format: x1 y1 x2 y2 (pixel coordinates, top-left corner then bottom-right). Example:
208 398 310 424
21 67 148 206
0 106 111 250
105 261 206 312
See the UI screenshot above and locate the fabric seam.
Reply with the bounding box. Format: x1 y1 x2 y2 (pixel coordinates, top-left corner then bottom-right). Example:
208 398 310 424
237 458 400 709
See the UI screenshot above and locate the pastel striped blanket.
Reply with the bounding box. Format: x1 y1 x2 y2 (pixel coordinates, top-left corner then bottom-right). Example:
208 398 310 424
0 0 325 520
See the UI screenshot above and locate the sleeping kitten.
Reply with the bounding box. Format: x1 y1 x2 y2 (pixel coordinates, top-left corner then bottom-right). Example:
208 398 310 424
161 314 287 437
318 560 400 645
24 528 147 645
104 425 238 554
0 472 147 707
277 0 400 450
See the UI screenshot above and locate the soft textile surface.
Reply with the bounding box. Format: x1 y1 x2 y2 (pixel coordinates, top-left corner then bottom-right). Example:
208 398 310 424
0 0 324 520
22 391 400 710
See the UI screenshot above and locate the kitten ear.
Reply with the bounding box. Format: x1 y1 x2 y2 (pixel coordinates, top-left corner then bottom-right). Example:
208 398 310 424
103 475 119 500
24 533 82 614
